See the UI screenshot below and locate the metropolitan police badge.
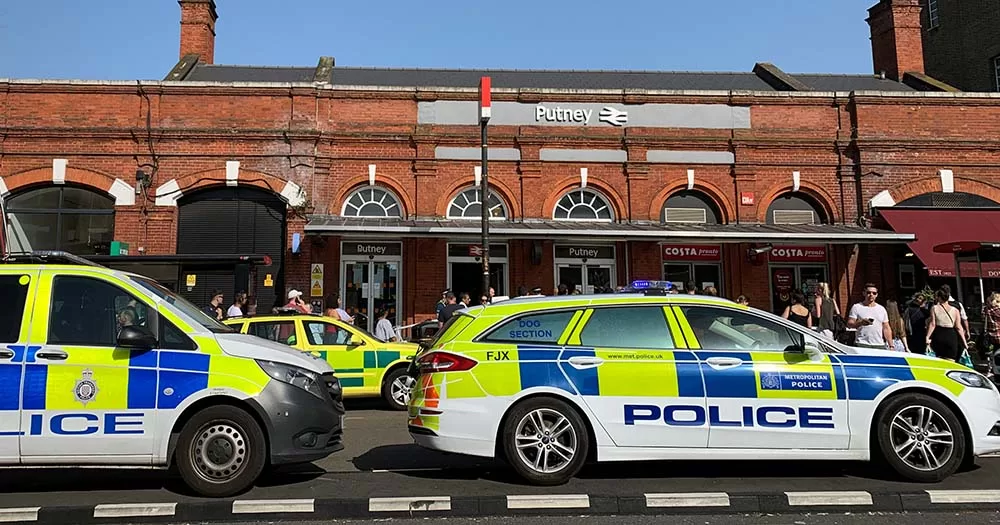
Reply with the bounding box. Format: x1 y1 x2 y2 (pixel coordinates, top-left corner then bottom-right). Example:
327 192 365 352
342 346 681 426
760 372 782 390
74 369 98 405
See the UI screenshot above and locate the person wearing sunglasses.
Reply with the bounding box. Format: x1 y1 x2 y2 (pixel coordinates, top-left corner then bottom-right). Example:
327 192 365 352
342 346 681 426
847 283 893 350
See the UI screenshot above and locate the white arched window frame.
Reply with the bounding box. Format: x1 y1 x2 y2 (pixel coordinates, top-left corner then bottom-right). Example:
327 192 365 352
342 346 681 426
446 187 509 220
340 186 403 218
553 188 614 221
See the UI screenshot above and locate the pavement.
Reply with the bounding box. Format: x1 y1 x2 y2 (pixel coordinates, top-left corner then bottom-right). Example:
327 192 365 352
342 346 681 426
2 399 1000 524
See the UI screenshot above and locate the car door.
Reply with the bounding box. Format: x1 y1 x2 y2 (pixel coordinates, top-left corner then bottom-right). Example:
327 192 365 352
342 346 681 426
673 304 849 450
301 320 368 392
0 270 38 463
20 271 157 460
562 305 708 448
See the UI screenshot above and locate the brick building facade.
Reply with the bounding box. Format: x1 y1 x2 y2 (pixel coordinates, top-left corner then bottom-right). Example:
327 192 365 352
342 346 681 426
919 0 1000 92
3 0 1000 333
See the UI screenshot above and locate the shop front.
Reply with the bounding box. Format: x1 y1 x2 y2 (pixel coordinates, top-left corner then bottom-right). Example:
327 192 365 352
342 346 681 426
767 245 829 314
341 240 401 333
554 243 616 294
447 242 508 304
661 243 723 294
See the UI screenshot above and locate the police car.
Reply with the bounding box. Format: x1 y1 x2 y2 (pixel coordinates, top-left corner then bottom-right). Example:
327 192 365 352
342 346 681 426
0 252 344 497
408 282 1000 485
224 312 419 410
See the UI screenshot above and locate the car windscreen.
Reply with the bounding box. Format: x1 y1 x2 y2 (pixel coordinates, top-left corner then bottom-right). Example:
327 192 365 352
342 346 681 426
129 275 234 334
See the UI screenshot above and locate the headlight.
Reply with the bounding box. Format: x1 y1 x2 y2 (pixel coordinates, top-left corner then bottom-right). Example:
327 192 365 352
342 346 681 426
947 370 992 389
257 360 326 399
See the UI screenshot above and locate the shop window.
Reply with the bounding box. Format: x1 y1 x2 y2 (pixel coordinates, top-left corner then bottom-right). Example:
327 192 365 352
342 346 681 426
341 187 402 218
766 193 826 225
578 306 675 349
553 189 614 221
447 187 507 219
5 185 115 255
662 191 722 224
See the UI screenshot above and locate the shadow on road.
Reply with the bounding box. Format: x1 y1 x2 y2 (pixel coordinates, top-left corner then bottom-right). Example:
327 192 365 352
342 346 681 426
353 443 502 472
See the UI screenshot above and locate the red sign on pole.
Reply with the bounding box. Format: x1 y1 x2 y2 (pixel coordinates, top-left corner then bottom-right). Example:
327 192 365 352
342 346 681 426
478 76 491 122
661 244 722 262
768 245 828 263
740 192 755 206
468 244 484 257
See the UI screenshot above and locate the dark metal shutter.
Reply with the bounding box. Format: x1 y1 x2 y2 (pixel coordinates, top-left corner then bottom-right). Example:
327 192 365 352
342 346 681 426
177 187 286 311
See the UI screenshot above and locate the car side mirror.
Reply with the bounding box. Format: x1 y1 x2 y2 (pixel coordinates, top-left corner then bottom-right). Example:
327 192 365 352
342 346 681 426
802 342 824 362
118 326 157 350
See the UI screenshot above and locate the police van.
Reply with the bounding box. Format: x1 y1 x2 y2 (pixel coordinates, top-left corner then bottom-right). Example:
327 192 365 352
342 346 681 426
0 252 344 497
409 286 1000 485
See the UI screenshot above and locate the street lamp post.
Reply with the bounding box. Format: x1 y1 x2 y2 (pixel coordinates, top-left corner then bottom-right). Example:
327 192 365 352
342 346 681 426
478 77 492 301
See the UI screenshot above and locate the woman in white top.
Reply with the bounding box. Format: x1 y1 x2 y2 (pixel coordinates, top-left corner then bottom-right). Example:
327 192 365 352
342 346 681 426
374 309 396 342
226 292 247 318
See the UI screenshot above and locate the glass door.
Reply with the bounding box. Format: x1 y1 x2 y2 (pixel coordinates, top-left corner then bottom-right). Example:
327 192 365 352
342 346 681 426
586 265 613 294
558 265 583 294
799 266 828 306
557 264 614 294
343 261 400 333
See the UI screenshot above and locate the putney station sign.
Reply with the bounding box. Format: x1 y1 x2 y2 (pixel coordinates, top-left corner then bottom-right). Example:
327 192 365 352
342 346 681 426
534 105 629 126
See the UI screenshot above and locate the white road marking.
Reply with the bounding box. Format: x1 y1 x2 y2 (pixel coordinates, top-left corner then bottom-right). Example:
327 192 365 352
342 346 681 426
506 494 590 509
0 508 39 523
926 489 1000 503
645 492 730 507
785 491 873 506
232 499 315 514
368 496 451 512
93 503 176 518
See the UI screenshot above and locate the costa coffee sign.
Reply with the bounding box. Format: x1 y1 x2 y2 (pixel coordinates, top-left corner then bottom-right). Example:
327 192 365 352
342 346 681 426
662 244 721 262
768 245 827 263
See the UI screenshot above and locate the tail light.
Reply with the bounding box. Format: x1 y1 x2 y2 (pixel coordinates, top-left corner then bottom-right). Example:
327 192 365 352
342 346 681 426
416 351 478 373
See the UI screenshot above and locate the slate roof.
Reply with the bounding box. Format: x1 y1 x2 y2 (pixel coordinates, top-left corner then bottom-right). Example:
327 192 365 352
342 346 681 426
303 217 915 243
169 57 942 92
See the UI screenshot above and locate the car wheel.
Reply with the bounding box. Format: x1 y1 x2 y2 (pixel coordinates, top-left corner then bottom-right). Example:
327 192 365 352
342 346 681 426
876 393 966 483
175 406 267 497
383 368 416 411
502 397 589 486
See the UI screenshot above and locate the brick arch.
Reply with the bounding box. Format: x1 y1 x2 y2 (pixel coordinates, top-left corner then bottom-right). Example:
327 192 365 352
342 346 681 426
648 181 735 223
333 175 415 218
756 181 839 224
886 176 1000 205
4 166 122 201
434 177 521 219
173 168 290 203
542 177 627 222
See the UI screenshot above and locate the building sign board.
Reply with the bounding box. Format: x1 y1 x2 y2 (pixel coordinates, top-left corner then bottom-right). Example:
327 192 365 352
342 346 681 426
447 243 508 258
661 244 722 262
310 263 324 297
342 242 402 257
555 245 615 260
768 245 827 263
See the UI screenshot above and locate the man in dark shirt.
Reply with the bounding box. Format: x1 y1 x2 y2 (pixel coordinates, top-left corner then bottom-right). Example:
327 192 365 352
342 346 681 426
438 292 461 326
203 289 224 320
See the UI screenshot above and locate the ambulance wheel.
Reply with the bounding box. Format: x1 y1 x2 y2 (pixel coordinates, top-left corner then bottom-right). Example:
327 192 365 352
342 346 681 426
876 393 966 483
176 406 267 497
383 368 415 411
502 397 589 486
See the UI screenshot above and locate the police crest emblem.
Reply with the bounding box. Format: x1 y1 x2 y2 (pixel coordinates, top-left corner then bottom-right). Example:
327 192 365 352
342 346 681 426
760 372 782 390
74 369 98 405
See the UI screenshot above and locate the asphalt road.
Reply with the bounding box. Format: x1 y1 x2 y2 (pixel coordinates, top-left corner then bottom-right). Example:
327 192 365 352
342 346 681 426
2 399 1000 508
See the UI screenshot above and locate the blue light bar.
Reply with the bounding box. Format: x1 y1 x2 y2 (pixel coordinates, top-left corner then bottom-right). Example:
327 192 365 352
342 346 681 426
630 280 673 290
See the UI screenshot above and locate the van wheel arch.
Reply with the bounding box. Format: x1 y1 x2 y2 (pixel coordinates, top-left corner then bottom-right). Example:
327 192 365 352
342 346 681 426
166 397 271 468
494 393 598 464
869 387 973 467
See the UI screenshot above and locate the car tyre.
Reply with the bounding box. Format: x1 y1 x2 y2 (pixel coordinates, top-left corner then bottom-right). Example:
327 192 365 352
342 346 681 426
383 367 416 411
876 393 966 483
502 397 589 486
175 405 267 497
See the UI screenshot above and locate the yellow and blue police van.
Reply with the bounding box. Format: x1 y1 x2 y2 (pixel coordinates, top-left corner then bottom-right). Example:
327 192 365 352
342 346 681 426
409 283 1000 485
0 251 345 497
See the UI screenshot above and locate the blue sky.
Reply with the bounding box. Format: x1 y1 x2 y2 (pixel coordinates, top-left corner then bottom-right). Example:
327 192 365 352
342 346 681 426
1 0 880 80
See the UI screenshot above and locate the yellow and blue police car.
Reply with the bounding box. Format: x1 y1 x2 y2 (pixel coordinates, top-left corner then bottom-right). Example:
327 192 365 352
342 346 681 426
224 312 420 410
0 252 345 497
409 282 1000 485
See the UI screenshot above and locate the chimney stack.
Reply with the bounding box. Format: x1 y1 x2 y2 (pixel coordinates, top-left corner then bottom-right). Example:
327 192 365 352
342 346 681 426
178 0 218 64
866 0 925 81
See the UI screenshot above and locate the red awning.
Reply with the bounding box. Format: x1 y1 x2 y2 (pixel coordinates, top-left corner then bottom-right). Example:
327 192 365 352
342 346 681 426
879 209 1000 278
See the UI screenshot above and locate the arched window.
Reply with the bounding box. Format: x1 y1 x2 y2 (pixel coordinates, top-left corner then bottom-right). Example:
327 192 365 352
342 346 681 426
553 189 614 221
897 191 1000 208
5 185 115 255
662 191 722 224
766 193 827 225
341 187 402 218
447 187 508 219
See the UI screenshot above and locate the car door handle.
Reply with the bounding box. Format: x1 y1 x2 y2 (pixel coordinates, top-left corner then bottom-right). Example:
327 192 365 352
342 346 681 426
35 350 68 361
0 349 13 360
705 356 743 369
567 356 604 369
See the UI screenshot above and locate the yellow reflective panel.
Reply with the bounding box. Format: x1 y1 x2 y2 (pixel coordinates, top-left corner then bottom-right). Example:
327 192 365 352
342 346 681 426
595 349 680 397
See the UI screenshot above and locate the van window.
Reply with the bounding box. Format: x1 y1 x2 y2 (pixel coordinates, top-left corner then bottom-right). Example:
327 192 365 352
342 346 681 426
578 307 675 349
484 311 577 345
0 275 31 343
161 317 197 351
48 275 147 347
249 321 297 346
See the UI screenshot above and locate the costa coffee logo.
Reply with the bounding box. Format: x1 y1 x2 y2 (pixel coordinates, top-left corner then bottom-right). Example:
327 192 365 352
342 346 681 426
769 246 827 262
662 244 721 261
